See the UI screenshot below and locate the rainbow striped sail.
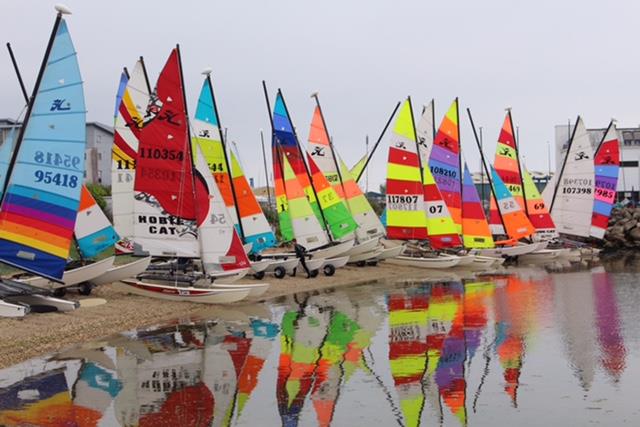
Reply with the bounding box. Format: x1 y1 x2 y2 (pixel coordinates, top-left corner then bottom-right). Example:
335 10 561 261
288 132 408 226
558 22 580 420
461 163 494 248
522 168 557 240
385 99 427 239
0 17 86 280
273 144 294 242
272 92 324 227
112 60 150 242
229 150 277 253
307 105 383 241
430 99 462 233
281 152 329 249
591 123 620 239
549 117 595 238
74 186 119 258
192 76 238 226
490 166 536 241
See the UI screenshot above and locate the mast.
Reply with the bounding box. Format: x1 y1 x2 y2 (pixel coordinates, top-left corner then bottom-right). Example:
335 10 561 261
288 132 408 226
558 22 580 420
508 109 529 216
260 129 273 208
175 44 198 222
205 72 246 241
1 10 64 206
6 43 29 103
277 88 333 241
311 93 349 208
123 66 130 79
355 102 401 183
550 116 580 213
139 55 152 94
455 98 463 206
467 108 508 232
593 120 614 158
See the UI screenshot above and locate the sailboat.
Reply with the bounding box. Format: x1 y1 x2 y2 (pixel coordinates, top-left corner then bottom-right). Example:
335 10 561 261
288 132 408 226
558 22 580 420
383 98 461 269
0 6 95 315
114 47 264 303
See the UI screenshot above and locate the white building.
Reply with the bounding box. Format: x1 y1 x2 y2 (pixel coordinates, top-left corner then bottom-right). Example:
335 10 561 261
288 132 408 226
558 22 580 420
0 118 114 186
555 123 640 202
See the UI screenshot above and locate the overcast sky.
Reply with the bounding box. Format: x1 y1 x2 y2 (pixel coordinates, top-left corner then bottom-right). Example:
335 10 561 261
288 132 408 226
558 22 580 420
1 1 638 191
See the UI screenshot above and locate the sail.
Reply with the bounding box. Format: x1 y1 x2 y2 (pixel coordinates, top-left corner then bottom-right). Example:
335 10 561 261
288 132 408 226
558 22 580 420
272 92 324 226
194 145 250 273
273 145 294 242
491 167 536 240
522 168 557 240
423 167 462 248
415 99 435 165
590 124 620 239
74 186 119 258
493 113 524 209
385 99 427 240
132 49 207 257
0 18 86 280
191 76 238 226
429 99 462 233
461 163 494 248
549 117 595 238
229 150 277 253
112 60 150 241
349 153 368 183
0 127 17 202
281 153 329 250
306 154 358 240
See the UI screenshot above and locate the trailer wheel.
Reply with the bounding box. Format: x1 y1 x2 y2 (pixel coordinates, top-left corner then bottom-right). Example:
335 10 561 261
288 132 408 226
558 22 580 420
323 264 336 276
356 261 366 267
274 266 286 279
53 288 67 298
367 260 378 266
78 283 93 296
310 269 319 278
253 271 266 280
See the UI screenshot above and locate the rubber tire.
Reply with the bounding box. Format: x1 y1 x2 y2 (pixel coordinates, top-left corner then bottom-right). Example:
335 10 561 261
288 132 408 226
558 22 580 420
310 269 319 278
274 266 286 279
356 260 366 267
323 264 336 276
253 271 266 280
78 282 93 296
53 288 67 298
366 260 378 266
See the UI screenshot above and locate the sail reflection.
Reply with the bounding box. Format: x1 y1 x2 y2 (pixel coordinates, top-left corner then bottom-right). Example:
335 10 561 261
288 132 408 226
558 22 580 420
0 266 632 426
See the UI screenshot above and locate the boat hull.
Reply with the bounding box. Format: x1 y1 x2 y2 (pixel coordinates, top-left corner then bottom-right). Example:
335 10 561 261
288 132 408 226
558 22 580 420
22 256 116 290
385 255 460 269
4 294 79 312
208 283 269 298
376 244 405 260
323 256 349 269
0 300 29 318
310 240 355 259
115 280 251 304
89 257 152 286
471 242 538 258
348 249 383 263
518 249 561 263
264 258 299 274
344 238 380 257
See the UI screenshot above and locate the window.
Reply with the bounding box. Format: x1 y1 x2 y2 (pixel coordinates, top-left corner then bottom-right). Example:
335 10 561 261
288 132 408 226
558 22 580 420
98 152 102 160
621 161 639 167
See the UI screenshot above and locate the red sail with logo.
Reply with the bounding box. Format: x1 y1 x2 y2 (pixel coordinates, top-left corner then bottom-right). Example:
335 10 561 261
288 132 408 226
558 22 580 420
134 49 207 224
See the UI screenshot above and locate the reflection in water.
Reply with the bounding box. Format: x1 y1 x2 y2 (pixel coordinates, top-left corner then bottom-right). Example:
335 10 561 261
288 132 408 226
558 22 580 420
0 266 635 426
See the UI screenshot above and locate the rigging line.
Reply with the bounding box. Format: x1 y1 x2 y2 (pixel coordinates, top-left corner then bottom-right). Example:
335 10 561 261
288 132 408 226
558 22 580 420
362 347 405 427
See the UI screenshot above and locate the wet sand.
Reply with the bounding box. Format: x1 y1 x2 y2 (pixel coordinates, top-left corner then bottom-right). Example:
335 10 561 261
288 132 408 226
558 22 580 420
0 263 463 369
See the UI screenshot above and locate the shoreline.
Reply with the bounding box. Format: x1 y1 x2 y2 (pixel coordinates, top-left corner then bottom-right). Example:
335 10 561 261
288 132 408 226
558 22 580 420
0 263 462 369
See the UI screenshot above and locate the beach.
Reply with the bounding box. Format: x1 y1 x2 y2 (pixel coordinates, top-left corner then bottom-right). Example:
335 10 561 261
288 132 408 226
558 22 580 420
0 262 461 369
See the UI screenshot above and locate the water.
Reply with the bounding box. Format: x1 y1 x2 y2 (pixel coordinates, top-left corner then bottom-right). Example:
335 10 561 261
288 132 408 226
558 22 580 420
1 263 639 426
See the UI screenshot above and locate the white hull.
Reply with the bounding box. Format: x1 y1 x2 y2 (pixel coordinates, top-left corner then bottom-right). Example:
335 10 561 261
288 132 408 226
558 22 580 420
449 254 500 270
385 255 460 269
376 244 405 260
89 257 152 286
323 256 349 269
557 248 582 261
471 242 539 258
310 240 355 259
22 256 116 290
344 238 380 257
114 280 250 304
4 294 79 312
348 249 383 263
264 258 299 274
518 249 561 263
305 258 326 271
249 259 272 273
380 238 403 249
0 300 29 318
208 282 269 298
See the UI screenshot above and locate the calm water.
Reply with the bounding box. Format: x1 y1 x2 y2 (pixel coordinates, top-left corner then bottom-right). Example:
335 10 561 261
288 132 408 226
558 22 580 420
1 262 640 426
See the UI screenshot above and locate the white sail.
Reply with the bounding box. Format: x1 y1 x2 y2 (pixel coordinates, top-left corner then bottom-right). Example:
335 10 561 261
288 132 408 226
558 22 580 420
550 118 595 238
195 146 250 273
542 173 556 208
415 100 435 166
112 60 150 241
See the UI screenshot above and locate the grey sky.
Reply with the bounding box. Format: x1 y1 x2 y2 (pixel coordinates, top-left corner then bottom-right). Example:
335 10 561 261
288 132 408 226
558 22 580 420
1 1 638 191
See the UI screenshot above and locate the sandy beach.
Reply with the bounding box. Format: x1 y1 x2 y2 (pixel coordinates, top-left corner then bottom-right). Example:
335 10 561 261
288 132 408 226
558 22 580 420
0 262 466 369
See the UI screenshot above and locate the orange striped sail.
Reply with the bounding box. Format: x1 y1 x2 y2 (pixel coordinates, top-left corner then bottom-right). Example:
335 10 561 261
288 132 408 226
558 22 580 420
462 163 494 248
491 167 535 240
385 99 427 239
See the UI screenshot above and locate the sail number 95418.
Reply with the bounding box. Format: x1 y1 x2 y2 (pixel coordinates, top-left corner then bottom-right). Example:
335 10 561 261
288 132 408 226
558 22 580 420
34 150 81 169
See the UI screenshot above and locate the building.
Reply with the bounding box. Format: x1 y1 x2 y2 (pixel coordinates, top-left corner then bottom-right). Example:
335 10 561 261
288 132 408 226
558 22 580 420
0 118 114 186
555 123 640 203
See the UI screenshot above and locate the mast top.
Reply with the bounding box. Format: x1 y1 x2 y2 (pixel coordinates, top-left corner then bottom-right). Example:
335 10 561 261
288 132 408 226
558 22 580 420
54 4 72 15
201 68 212 76
310 91 319 99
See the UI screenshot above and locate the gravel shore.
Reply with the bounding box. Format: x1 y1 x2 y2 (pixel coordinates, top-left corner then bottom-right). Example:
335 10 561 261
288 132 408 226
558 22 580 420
0 263 464 369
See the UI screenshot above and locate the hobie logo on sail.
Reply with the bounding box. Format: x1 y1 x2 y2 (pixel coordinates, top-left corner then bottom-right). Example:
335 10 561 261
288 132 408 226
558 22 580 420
574 151 590 161
50 99 70 111
137 215 187 235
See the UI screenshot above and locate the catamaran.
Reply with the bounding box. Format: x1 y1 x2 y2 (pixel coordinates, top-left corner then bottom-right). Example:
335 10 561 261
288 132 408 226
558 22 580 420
113 48 265 303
